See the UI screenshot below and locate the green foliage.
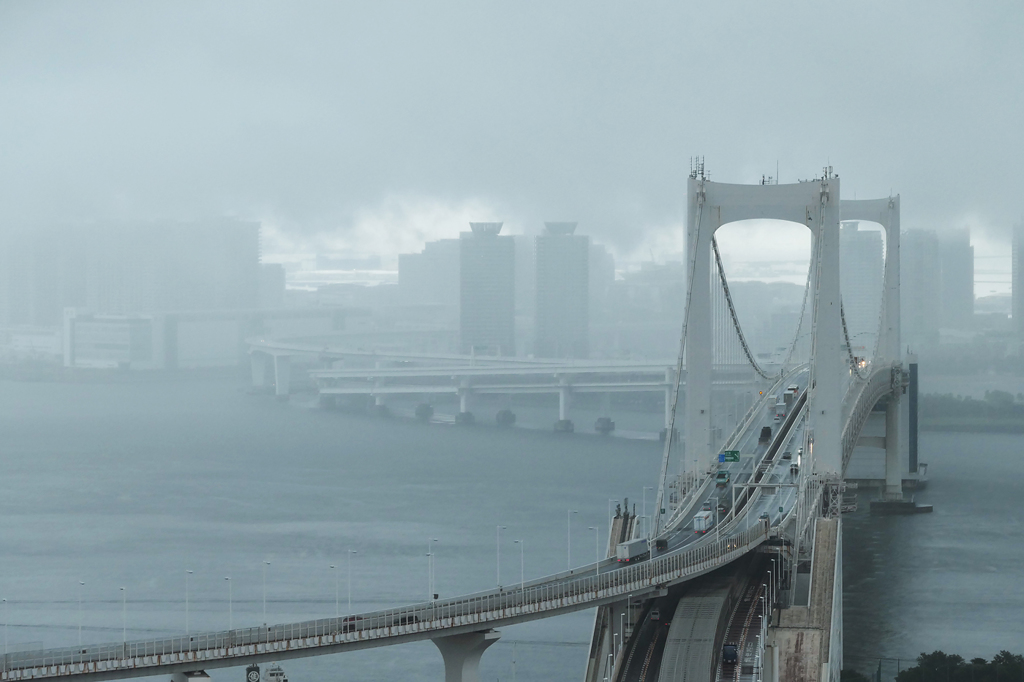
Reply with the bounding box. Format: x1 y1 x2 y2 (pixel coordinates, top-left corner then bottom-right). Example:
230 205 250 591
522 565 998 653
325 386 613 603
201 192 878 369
893 651 1024 682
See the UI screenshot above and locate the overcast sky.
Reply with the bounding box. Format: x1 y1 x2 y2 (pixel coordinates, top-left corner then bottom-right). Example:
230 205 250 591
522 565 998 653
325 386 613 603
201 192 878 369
1 1 1021 284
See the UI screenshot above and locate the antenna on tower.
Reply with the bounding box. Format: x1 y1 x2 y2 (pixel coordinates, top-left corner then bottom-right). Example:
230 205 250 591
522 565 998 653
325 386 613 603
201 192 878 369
689 156 706 180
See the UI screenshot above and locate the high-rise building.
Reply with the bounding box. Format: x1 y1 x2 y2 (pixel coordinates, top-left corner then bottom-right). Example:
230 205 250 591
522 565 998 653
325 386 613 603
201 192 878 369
939 228 974 330
589 243 615 318
840 222 884 355
459 223 515 355
259 264 287 308
0 225 89 327
534 222 589 359
398 239 460 307
901 229 942 348
0 220 261 327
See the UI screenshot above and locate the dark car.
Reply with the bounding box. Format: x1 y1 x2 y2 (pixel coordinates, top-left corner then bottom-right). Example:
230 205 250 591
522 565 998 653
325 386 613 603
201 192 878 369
782 451 792 460
722 643 739 664
340 616 363 633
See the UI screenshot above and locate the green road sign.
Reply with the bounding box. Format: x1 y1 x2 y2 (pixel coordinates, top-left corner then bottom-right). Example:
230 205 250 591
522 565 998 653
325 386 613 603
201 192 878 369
722 450 740 463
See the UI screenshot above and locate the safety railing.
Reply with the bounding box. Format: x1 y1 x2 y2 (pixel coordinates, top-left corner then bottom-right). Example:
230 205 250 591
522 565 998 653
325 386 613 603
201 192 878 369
840 363 897 474
0 520 770 680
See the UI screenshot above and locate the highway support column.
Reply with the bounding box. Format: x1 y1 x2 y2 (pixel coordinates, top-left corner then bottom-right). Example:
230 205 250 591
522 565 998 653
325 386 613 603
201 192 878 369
433 629 501 682
273 355 291 398
555 376 574 432
250 352 269 388
884 393 902 500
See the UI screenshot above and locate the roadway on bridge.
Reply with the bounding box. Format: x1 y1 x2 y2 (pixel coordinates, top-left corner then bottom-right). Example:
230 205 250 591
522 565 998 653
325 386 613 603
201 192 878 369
653 369 808 559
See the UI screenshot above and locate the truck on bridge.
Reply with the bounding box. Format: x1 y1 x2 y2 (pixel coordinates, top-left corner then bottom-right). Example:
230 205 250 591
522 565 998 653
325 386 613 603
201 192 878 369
694 509 714 533
616 538 650 563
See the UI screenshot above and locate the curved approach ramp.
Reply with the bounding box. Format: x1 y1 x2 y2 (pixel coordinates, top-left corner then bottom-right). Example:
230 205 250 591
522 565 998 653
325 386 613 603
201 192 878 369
616 560 754 682
656 587 729 682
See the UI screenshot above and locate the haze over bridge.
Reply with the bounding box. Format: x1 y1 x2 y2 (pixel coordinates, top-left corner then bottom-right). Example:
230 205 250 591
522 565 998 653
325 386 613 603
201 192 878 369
3 169 916 682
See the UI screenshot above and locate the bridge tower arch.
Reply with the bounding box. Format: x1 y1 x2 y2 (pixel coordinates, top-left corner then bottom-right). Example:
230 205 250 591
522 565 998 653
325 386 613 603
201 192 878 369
684 173 843 476
840 197 900 365
841 197 904 498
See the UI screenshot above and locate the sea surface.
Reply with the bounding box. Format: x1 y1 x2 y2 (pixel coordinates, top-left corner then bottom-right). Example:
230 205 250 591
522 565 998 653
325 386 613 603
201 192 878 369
0 378 1020 681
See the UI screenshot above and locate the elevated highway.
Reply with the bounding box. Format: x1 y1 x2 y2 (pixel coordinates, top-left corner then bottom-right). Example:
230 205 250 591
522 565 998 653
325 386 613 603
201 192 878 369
0 352 898 682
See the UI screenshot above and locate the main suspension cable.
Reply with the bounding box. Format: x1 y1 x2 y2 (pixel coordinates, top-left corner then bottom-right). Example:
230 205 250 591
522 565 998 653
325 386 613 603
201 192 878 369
711 236 775 381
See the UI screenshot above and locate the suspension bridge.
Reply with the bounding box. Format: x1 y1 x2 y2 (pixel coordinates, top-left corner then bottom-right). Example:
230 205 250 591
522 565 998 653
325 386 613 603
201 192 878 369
3 168 911 682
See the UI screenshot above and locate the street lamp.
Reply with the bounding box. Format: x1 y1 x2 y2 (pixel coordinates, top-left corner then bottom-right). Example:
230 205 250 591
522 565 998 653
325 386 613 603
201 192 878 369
3 598 7 656
771 558 778 604
224 577 232 630
347 550 357 615
428 538 438 600
77 581 84 646
329 565 339 617
262 561 271 625
567 510 578 570
496 525 506 587
642 487 654 537
513 540 524 593
620 612 625 652
589 527 601 576
185 570 193 636
119 587 126 645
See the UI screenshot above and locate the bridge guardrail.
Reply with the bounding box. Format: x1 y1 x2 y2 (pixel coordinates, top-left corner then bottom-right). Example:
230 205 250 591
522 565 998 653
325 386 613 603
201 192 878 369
0 520 770 680
840 364 897 475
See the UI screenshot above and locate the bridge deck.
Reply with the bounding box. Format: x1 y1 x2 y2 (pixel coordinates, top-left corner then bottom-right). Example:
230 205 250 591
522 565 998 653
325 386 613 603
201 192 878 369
0 522 771 682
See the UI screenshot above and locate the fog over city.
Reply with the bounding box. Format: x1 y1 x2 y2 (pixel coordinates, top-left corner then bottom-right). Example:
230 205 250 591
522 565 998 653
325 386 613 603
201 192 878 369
2 2 1022 268
1 3 1024 682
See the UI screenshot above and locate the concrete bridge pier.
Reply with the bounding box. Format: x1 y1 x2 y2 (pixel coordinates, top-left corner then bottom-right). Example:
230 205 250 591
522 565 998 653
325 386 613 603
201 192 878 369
884 392 903 500
432 629 501 682
456 382 475 424
273 355 291 398
555 377 574 432
250 352 269 388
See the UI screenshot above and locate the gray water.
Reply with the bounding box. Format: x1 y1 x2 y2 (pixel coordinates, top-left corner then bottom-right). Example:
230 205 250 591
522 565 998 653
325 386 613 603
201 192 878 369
0 379 662 681
842 431 1024 674
0 378 1021 681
